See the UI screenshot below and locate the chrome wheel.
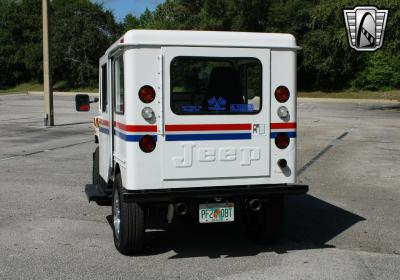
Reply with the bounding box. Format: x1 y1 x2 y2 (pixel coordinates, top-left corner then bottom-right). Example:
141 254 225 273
113 188 121 240
112 173 145 254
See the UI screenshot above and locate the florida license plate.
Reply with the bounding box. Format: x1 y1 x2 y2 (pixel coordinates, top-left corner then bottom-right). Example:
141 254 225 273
199 203 234 223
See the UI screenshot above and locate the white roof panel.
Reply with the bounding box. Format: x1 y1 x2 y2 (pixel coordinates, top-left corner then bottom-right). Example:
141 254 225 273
104 30 299 56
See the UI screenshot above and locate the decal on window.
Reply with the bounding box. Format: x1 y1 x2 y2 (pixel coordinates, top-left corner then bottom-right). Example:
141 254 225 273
181 105 202 112
230 104 254 112
170 57 262 115
208 96 227 111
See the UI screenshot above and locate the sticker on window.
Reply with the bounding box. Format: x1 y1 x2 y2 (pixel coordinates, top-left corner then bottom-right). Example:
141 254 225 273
208 96 227 111
230 104 254 113
181 105 202 112
170 57 262 115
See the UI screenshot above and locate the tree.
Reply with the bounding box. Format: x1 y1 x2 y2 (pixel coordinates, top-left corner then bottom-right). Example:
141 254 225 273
1 0 399 91
230 0 269 32
123 13 141 30
51 0 122 88
137 0 203 30
352 51 400 90
0 0 42 88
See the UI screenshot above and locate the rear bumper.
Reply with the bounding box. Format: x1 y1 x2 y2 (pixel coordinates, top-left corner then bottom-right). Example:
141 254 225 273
122 184 308 203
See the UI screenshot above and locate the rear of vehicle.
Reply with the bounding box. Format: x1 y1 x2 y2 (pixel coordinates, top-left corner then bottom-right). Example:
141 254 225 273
83 30 308 254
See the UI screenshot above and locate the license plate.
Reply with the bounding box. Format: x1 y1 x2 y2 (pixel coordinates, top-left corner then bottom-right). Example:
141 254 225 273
199 203 234 223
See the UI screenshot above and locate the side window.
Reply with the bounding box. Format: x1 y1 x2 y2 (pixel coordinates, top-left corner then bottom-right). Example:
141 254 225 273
242 62 262 111
101 64 107 112
114 56 125 114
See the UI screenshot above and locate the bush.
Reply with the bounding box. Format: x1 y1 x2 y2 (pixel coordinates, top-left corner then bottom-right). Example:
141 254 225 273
352 52 400 90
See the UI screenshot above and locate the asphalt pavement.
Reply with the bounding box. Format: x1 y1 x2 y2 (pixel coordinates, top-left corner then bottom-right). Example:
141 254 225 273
0 93 400 279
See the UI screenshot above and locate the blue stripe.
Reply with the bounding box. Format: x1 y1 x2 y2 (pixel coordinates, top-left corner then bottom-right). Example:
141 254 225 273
270 132 296 138
100 128 157 142
102 127 296 141
114 130 140 142
166 133 252 141
116 131 157 142
99 126 109 135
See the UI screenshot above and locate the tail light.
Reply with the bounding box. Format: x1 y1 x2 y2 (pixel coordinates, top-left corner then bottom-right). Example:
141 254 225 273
277 106 289 119
139 85 156 103
275 86 290 103
139 135 156 153
141 107 154 120
275 133 290 149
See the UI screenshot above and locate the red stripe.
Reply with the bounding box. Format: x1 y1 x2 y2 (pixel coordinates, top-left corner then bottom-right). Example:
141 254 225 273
113 121 157 132
270 122 296 129
99 119 156 132
99 119 110 127
165 124 251 132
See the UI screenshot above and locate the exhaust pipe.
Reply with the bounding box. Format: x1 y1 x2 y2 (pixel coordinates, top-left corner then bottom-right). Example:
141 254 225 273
248 199 262 211
166 203 174 224
175 203 188 216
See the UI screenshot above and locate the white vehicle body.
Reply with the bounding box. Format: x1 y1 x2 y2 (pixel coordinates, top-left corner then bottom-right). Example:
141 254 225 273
96 30 298 190
81 30 308 254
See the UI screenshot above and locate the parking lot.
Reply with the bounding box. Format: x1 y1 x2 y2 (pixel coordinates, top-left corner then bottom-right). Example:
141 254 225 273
0 93 400 279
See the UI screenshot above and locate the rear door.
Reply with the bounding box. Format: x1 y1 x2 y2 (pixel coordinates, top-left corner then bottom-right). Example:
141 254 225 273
162 47 270 180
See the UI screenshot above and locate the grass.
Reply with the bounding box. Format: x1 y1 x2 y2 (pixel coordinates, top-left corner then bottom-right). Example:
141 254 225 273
0 82 44 94
65 86 98 93
0 82 98 94
1 82 399 100
298 90 400 101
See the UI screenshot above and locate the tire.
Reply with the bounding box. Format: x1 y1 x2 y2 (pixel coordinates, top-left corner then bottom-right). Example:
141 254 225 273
112 173 145 254
92 147 100 186
246 195 284 244
93 147 110 206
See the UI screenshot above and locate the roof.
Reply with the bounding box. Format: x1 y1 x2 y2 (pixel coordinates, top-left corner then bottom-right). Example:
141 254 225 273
104 30 299 56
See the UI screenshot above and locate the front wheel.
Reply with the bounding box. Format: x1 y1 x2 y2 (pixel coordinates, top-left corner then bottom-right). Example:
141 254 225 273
93 147 110 206
112 173 145 254
92 147 100 186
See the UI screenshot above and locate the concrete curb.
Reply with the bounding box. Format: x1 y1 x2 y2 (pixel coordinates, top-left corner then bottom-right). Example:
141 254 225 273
0 92 28 97
28 91 98 97
2 91 398 104
298 97 399 104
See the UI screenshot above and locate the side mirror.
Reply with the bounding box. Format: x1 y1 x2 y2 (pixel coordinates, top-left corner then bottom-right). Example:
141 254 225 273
91 97 99 103
75 94 90 112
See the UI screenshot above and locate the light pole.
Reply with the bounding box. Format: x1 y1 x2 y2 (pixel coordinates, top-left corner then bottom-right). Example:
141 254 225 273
42 0 54 126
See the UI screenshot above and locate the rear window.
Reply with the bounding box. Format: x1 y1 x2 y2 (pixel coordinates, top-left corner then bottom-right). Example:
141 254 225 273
170 57 262 115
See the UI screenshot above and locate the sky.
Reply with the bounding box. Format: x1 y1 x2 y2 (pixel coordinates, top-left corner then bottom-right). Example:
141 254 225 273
93 0 165 21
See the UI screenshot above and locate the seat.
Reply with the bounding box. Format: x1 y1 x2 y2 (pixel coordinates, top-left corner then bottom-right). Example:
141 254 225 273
205 67 243 111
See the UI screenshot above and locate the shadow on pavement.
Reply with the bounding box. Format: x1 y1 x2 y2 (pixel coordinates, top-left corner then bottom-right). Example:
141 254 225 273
50 121 92 127
106 194 365 258
367 104 400 111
